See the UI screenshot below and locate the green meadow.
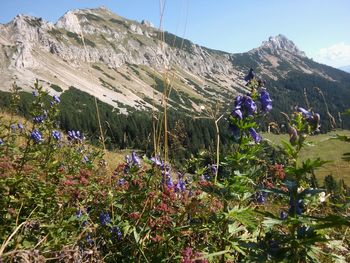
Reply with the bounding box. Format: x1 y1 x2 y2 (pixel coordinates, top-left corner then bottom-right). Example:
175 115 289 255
264 130 350 184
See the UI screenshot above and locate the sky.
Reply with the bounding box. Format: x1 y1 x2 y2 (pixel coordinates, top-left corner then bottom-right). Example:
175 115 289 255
1 0 350 68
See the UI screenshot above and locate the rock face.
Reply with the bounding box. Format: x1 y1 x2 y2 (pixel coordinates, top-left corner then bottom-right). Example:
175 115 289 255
260 34 306 57
0 7 346 113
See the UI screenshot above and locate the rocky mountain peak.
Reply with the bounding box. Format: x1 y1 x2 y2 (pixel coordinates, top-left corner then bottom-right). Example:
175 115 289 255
260 34 306 57
55 11 82 33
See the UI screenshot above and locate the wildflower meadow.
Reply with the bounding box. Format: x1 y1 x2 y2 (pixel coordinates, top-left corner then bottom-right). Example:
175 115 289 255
0 71 349 262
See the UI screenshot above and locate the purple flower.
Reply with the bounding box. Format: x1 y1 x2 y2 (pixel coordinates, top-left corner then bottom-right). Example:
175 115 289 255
249 127 262 143
76 209 83 218
211 164 218 175
18 123 24 131
110 226 122 241
280 211 288 220
53 95 60 103
131 151 141 167
297 107 312 118
200 174 211 181
175 173 186 192
297 226 308 239
52 130 61 141
67 130 84 141
161 165 173 188
234 95 244 109
83 155 89 163
289 198 304 215
232 108 243 119
308 113 321 132
86 234 93 246
256 192 265 204
165 173 173 188
32 91 38 97
125 155 131 164
10 124 16 133
259 90 272 112
151 156 162 166
33 115 45 124
0 138 3 145
100 212 111 226
244 68 255 82
118 178 126 186
31 129 43 143
167 180 173 188
243 97 257 116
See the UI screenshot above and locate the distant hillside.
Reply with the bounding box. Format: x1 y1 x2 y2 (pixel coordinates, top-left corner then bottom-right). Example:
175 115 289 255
0 7 350 136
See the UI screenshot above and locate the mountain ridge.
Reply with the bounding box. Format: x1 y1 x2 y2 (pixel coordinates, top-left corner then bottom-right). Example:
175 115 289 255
0 7 349 130
338 65 350 73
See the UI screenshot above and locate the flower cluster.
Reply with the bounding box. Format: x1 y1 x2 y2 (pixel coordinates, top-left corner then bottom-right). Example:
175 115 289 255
161 164 173 188
52 130 61 141
110 226 122 241
230 69 272 143
67 130 84 142
99 211 111 226
150 155 162 166
125 151 142 169
131 151 141 167
33 115 45 124
31 129 43 144
174 173 186 193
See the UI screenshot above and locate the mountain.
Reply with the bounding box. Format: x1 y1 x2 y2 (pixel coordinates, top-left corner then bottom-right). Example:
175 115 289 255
338 65 350 73
0 7 349 130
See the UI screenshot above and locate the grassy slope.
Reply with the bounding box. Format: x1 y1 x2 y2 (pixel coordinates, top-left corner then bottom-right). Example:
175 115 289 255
264 130 350 184
0 110 129 171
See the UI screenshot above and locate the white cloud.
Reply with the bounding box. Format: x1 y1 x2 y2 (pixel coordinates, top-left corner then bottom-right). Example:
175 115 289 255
314 42 350 68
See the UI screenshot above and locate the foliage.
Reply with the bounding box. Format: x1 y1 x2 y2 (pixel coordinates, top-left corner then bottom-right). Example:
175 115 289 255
0 72 349 262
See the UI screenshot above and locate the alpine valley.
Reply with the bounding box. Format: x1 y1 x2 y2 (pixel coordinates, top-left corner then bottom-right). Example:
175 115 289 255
1 7 350 149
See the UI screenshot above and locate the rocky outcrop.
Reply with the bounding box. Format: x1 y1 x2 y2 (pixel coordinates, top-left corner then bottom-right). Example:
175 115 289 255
255 34 306 57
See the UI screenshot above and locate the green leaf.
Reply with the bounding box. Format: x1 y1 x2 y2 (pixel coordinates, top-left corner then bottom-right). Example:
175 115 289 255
262 217 282 229
281 140 297 158
195 250 231 260
133 227 140 243
22 240 34 249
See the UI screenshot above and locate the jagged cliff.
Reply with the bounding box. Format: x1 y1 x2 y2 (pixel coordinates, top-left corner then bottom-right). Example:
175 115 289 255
0 7 349 115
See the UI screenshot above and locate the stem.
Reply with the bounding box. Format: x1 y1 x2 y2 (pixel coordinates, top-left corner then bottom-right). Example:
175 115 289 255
214 115 224 184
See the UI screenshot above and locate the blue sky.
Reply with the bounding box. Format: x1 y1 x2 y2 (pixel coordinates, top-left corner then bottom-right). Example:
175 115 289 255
1 0 350 67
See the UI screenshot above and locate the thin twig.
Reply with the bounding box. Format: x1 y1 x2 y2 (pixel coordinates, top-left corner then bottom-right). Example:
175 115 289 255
0 221 27 256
